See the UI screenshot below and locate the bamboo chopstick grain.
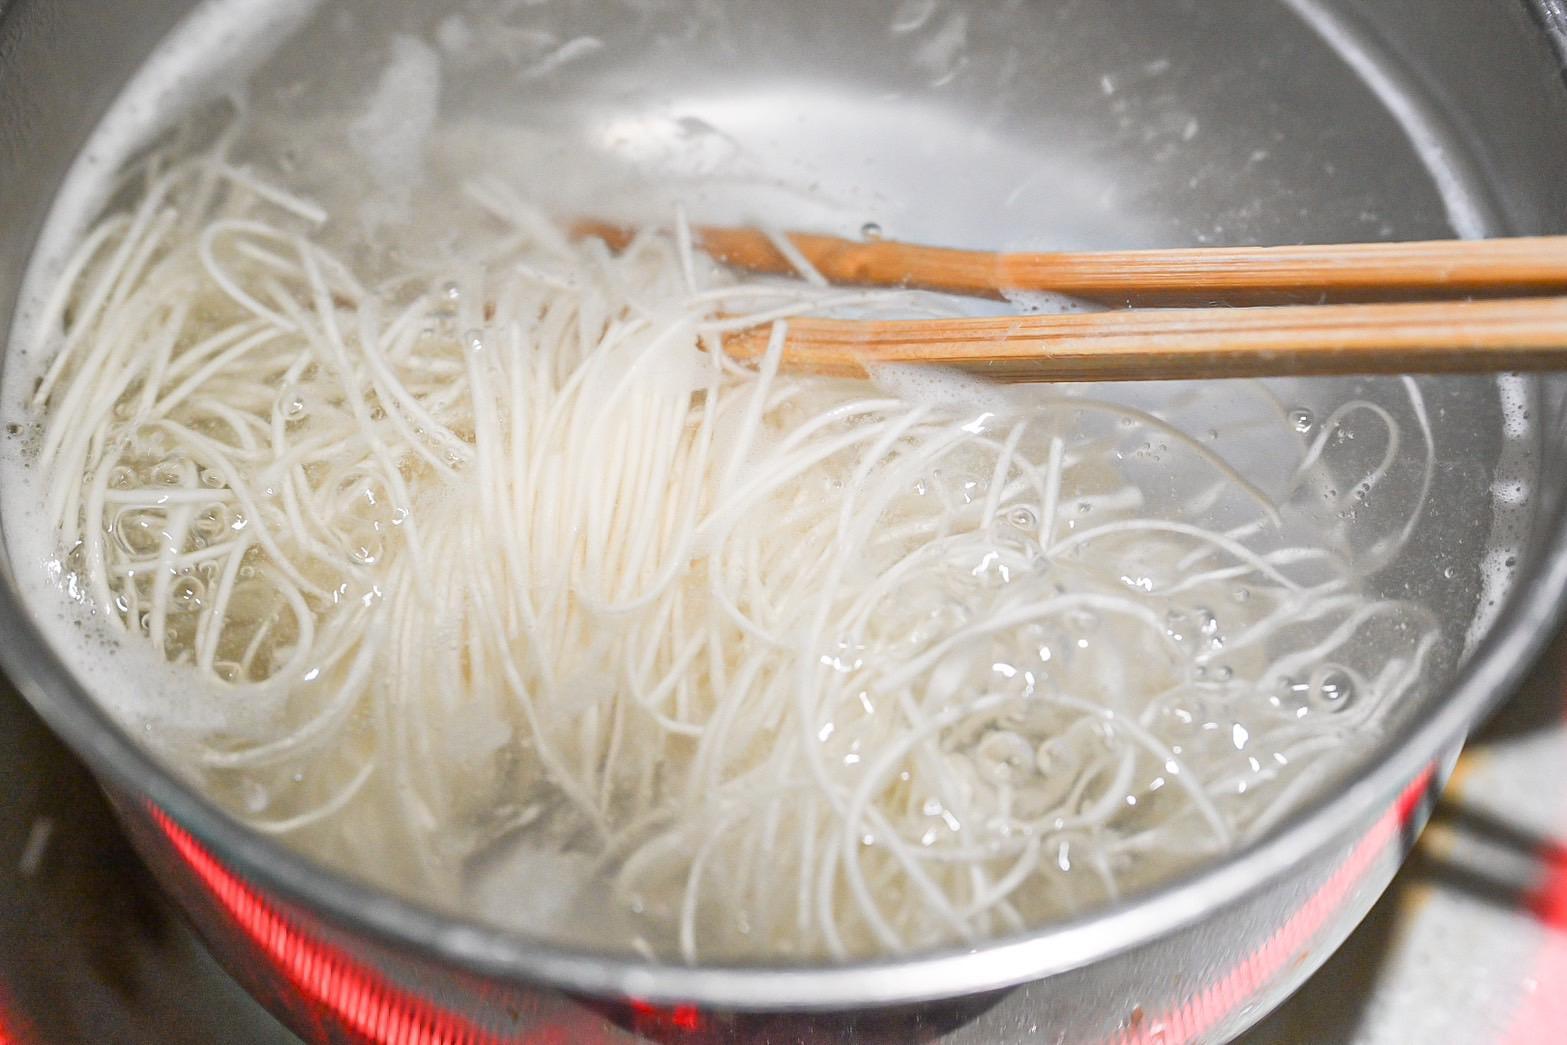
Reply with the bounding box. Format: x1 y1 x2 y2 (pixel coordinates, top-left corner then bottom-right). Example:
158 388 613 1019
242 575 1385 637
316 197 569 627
721 296 1567 383
576 220 1567 305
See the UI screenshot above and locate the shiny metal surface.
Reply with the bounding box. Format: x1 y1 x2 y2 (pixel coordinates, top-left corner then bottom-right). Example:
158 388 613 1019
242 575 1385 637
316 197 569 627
2 1 1567 1041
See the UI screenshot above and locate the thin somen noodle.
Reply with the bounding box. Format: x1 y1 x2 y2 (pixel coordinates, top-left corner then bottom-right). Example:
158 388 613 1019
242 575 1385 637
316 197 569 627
18 118 1440 962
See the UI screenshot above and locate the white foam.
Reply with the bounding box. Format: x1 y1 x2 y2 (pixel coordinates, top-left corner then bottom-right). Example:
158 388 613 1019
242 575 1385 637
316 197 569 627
866 362 1023 420
1465 373 1533 653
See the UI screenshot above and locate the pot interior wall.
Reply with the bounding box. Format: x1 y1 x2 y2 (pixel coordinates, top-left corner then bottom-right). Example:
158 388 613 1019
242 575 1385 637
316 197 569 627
0 0 1565 1031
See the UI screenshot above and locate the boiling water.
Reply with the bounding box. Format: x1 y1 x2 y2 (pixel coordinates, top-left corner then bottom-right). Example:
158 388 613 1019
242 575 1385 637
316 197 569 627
0 0 1517 963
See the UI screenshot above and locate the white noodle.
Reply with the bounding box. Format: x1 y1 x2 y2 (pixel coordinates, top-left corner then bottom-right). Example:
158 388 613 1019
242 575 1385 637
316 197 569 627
21 129 1442 963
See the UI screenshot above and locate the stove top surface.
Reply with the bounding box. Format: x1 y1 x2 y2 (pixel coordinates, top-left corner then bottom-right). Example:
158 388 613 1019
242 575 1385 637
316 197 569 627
5 633 1566 1044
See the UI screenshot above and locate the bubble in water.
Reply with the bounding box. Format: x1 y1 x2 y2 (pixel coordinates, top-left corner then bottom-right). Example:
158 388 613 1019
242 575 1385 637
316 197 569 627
170 575 205 610
1007 506 1038 530
1311 668 1356 711
464 328 484 352
1442 566 1457 580
860 222 884 241
441 280 461 301
114 510 164 554
150 457 187 487
194 504 230 539
1289 408 1315 434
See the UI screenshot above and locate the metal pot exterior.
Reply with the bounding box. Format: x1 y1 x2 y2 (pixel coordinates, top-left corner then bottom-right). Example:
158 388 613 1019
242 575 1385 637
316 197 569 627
109 764 1448 1043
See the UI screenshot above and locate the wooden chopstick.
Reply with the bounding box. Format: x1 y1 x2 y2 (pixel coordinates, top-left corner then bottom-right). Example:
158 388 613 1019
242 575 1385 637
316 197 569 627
579 220 1567 381
575 220 1567 305
721 296 1567 383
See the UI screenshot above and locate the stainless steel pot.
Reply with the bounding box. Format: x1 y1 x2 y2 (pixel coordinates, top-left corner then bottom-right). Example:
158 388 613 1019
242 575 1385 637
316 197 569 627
2 1 1566 1042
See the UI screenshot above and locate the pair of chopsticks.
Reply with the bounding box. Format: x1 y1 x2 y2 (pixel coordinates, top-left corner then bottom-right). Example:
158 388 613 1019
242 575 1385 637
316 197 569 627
577 220 1567 382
